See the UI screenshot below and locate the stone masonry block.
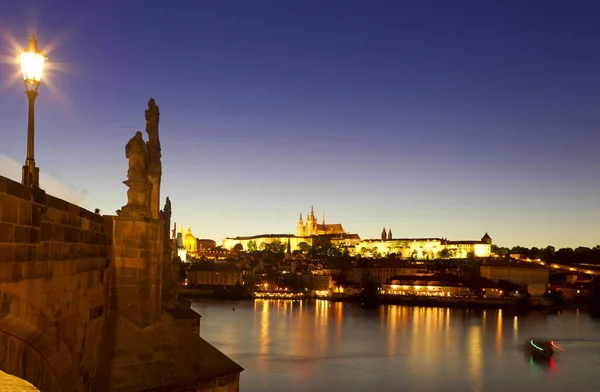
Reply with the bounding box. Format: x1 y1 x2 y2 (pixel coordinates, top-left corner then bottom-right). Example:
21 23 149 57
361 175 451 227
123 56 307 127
51 224 65 242
30 227 41 243
32 204 42 227
0 194 19 224
0 222 14 242
4 178 32 200
46 195 70 213
43 209 58 224
93 232 107 245
38 242 50 261
41 222 52 241
50 243 70 261
69 244 83 260
18 199 32 226
68 203 79 217
33 262 50 280
80 218 90 231
59 211 71 226
15 244 35 262
114 247 138 259
14 225 31 243
21 262 35 279
9 262 22 281
63 226 74 242
82 231 93 244
0 244 15 263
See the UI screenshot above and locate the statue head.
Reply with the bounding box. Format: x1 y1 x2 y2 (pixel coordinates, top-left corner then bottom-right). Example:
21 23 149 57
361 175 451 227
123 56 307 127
148 98 156 108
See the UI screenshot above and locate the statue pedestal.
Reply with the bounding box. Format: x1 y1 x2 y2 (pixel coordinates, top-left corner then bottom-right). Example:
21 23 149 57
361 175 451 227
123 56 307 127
92 217 243 391
109 217 164 328
120 179 150 219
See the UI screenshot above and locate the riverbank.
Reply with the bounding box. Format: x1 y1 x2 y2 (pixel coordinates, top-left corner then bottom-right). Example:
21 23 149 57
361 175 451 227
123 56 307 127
179 288 599 312
179 287 253 300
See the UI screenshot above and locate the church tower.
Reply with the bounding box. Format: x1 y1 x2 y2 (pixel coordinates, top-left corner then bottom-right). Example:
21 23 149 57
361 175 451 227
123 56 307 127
381 227 387 241
297 213 304 236
176 226 184 247
306 206 316 236
481 233 492 245
388 228 392 240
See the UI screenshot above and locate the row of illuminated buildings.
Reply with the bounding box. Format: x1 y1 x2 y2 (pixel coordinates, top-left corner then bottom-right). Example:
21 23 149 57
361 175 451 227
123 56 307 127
175 207 493 261
219 207 493 260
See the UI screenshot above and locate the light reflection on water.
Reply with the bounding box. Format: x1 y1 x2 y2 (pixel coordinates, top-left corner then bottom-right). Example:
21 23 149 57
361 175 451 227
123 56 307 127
192 300 600 392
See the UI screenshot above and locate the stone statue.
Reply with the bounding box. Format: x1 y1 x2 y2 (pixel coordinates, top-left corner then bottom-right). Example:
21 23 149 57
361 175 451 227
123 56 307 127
145 98 162 220
121 131 151 218
125 132 148 182
145 98 160 143
121 99 163 220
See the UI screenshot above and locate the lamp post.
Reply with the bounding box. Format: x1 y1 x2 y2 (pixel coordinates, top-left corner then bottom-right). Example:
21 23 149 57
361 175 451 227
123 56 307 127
19 35 46 188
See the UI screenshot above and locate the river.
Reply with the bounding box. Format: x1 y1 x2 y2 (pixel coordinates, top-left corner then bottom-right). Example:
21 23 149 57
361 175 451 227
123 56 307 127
191 299 600 392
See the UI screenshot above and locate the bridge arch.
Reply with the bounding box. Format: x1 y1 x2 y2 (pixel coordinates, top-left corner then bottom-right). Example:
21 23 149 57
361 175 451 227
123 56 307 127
0 291 84 392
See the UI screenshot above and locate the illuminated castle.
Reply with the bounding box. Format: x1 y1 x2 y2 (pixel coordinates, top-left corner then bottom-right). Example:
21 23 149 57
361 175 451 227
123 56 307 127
296 206 345 237
223 209 493 260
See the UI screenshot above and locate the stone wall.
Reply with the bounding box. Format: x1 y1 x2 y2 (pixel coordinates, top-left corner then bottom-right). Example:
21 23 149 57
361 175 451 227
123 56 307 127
0 173 242 391
0 174 108 392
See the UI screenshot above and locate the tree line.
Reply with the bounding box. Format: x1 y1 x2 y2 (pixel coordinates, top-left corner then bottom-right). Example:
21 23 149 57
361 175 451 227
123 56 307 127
492 245 600 265
232 240 600 265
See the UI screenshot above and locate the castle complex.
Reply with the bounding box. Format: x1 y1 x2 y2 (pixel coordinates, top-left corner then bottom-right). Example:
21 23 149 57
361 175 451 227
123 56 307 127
220 207 493 259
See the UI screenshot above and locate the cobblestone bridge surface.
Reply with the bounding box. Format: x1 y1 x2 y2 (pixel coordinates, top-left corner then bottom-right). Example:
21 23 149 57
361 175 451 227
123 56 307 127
0 370 39 391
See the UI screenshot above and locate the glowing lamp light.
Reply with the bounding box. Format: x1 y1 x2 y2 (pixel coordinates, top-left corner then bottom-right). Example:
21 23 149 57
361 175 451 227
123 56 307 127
19 35 46 91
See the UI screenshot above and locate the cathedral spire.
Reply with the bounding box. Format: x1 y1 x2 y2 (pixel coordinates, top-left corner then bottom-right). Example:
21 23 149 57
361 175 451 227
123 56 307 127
388 228 392 240
298 213 303 223
381 227 387 241
310 206 315 220
322 212 325 225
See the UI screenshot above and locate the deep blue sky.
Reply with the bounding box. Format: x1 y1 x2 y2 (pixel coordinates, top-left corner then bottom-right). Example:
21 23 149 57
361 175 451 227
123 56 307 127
0 0 598 248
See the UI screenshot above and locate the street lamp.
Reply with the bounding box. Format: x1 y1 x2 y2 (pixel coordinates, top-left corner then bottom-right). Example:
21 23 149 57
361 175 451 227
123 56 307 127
19 35 47 188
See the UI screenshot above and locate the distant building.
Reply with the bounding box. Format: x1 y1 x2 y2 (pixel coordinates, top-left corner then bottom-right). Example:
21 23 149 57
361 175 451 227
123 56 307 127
239 260 267 285
197 239 217 250
356 232 492 260
187 263 243 287
381 274 470 297
480 259 549 286
347 260 429 287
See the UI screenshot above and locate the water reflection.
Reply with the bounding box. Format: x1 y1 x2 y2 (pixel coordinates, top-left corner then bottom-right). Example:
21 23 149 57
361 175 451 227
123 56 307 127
259 300 269 356
467 325 483 391
387 305 397 356
496 309 503 358
192 301 600 392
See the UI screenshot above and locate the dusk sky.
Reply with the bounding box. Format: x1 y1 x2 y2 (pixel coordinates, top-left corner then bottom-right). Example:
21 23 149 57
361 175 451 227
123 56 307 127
0 0 598 249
